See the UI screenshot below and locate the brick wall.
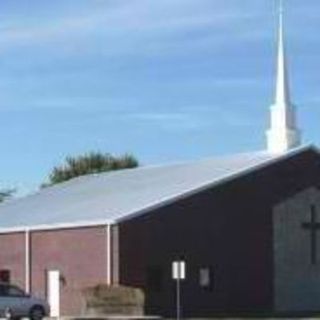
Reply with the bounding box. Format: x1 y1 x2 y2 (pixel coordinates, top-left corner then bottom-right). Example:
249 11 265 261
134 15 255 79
31 226 108 315
0 232 25 289
0 226 109 316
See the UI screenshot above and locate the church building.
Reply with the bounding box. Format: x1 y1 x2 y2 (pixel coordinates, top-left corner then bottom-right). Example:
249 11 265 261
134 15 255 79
0 2 319 317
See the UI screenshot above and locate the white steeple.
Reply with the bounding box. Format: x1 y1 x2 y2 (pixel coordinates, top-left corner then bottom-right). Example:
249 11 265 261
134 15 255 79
266 0 301 153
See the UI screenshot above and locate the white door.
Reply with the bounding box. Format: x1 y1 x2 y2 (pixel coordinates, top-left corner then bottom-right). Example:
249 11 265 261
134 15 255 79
47 270 60 317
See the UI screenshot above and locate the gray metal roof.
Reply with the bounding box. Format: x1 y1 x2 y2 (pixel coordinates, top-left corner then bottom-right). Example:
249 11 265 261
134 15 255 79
0 145 316 232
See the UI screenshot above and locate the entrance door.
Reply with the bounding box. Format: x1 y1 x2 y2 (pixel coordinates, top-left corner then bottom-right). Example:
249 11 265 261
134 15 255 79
47 270 60 317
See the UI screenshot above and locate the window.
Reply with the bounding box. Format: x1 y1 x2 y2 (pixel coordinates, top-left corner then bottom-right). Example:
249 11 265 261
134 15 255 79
147 266 163 292
0 270 10 284
199 267 213 290
0 284 7 296
0 285 26 297
7 285 26 297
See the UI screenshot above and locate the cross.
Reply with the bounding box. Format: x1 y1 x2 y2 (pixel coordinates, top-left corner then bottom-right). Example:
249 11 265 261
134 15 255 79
302 205 320 265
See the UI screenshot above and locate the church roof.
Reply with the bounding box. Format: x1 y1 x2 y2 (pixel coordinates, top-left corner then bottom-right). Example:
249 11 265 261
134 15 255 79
0 145 317 233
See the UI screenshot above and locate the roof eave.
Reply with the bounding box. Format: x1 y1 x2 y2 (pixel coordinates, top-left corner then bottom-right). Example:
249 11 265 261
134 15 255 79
0 219 115 234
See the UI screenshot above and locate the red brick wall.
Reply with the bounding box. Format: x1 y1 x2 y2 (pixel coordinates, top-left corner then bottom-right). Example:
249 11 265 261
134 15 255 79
31 226 108 315
0 232 25 289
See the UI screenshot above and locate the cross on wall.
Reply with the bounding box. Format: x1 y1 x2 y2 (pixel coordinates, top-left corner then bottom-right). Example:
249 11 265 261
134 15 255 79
301 205 320 265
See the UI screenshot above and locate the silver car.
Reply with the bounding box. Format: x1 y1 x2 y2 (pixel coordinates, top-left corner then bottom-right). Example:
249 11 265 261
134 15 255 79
0 283 49 320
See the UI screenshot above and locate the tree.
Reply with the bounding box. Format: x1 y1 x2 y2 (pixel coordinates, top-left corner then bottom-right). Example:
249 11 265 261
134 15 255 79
0 189 15 203
43 152 139 187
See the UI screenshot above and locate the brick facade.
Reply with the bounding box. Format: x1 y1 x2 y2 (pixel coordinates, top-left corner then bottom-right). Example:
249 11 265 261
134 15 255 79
0 226 109 316
0 232 25 289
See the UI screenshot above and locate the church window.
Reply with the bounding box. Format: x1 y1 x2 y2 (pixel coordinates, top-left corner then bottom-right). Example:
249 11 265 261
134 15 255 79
0 270 10 284
199 267 213 290
146 266 163 292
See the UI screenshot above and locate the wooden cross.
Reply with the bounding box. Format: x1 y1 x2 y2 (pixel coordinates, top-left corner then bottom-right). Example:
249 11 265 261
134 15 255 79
302 205 320 265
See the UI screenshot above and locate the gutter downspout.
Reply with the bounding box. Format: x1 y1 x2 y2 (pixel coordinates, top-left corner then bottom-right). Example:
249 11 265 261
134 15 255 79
25 229 31 293
106 224 112 286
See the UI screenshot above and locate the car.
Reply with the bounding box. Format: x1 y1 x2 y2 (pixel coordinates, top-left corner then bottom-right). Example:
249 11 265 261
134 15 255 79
0 283 49 320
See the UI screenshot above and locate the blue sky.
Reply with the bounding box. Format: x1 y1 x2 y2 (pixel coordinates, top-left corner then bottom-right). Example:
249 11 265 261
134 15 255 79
0 0 320 194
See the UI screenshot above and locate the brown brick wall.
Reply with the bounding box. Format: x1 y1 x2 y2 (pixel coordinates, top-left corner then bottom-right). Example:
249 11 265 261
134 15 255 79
0 226 109 316
0 232 25 289
31 226 108 315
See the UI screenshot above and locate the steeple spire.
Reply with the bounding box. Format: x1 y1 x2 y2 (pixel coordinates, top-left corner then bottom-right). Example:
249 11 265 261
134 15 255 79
275 0 290 106
266 0 301 153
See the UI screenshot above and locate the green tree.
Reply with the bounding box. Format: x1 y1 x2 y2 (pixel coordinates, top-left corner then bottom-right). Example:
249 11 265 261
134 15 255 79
0 189 15 203
43 152 138 187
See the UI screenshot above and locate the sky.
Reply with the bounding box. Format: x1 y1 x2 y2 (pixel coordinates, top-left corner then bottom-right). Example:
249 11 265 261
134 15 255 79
0 0 320 195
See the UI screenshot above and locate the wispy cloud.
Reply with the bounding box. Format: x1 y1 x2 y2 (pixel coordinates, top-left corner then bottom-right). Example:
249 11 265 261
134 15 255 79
129 105 256 132
127 112 204 131
0 0 267 57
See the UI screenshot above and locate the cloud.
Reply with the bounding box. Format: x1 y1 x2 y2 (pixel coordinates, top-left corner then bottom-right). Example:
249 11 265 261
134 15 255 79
129 105 256 132
128 112 204 130
0 0 266 56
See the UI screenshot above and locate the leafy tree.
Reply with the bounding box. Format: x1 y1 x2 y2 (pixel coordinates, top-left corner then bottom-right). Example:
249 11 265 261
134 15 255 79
0 189 15 203
43 152 138 187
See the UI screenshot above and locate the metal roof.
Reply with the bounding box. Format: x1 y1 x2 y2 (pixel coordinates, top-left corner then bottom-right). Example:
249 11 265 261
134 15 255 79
0 145 316 232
